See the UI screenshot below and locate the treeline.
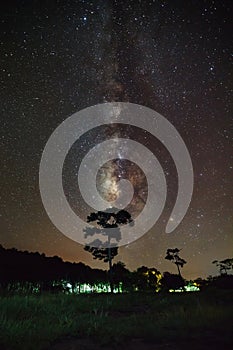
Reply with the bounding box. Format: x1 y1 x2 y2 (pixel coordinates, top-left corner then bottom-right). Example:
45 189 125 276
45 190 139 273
0 245 108 293
0 245 164 293
0 245 232 294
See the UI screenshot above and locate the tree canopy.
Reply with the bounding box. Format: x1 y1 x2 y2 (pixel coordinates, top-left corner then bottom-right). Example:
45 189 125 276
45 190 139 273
165 248 187 277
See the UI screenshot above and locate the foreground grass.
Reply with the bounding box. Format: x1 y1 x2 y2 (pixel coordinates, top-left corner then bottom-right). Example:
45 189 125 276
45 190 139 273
0 290 232 350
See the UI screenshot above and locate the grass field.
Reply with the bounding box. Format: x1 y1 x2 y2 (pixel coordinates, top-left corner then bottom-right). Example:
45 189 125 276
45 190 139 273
0 290 232 350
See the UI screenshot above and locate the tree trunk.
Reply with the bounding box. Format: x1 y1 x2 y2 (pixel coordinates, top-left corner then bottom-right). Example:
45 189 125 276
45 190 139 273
176 263 181 278
108 248 113 293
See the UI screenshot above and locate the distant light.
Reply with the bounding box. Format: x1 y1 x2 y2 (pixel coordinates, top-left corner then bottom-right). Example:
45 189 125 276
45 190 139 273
169 288 182 293
185 285 200 292
169 284 200 293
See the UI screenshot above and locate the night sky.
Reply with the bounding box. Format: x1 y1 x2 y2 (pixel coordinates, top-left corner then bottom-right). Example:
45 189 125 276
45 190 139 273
1 0 232 280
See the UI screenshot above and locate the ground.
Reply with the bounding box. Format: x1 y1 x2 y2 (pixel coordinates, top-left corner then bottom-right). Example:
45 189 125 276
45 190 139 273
0 291 232 350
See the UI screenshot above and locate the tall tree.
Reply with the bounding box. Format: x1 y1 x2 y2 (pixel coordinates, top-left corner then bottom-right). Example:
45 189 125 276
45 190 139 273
84 209 133 292
165 248 186 278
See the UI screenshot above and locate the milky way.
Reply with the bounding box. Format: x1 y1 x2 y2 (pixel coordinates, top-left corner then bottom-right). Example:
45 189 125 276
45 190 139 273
0 0 232 279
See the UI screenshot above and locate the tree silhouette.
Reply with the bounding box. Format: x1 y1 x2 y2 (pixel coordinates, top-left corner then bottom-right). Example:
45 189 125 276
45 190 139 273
84 209 133 292
134 266 162 292
161 272 185 291
212 258 233 275
84 245 118 273
0 244 109 294
165 248 186 278
111 261 131 292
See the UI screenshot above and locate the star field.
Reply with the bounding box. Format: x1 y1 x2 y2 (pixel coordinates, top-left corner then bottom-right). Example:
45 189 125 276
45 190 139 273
0 0 232 279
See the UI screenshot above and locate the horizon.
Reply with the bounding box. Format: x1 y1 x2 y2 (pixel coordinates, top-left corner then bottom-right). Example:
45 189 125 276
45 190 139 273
1 1 232 283
1 242 231 281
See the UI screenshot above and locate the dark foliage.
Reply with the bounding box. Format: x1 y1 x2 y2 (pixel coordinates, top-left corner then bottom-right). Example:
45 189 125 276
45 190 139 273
84 208 133 292
212 258 233 275
87 209 133 228
161 272 185 291
1 244 232 294
208 274 233 290
0 244 107 293
84 245 118 263
165 248 187 277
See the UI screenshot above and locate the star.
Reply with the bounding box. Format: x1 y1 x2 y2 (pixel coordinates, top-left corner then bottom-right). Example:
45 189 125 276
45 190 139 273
0 0 232 279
